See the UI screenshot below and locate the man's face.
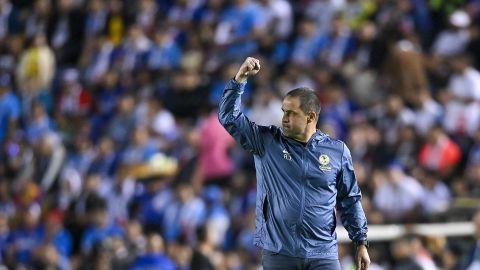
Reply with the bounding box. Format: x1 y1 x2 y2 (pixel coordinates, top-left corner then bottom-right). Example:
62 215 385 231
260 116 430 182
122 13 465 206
281 96 308 138
92 210 108 227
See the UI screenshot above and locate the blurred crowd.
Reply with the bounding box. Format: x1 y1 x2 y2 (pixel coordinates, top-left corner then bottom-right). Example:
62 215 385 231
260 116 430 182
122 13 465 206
2 0 480 269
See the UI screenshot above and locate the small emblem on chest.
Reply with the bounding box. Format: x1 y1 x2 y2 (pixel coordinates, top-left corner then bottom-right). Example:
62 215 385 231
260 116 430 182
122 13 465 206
319 154 332 171
282 149 292 160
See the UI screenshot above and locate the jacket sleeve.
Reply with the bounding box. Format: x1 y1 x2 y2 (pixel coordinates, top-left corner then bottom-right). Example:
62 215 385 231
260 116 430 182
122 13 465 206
218 79 266 156
336 143 368 241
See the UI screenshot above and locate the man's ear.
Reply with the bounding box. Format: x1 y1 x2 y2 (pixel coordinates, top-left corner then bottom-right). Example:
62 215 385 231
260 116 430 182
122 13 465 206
307 112 316 123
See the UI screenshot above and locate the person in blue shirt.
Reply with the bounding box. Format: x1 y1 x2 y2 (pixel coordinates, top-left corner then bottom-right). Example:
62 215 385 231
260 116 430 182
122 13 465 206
80 197 124 254
129 233 176 270
6 203 43 267
215 0 266 61
218 57 370 270
0 73 20 143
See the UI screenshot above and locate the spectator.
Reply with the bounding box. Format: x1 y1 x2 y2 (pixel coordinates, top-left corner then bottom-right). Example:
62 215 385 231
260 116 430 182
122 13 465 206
47 0 85 66
129 233 176 270
390 125 420 171
419 125 462 178
416 168 451 216
442 242 465 270
371 94 415 145
57 68 92 117
317 13 355 69
82 34 115 85
16 33 55 92
25 101 54 144
130 178 173 234
390 236 423 270
409 235 438 270
203 186 230 247
443 53 480 138
163 182 206 243
463 211 480 269
30 243 70 270
67 135 95 177
432 10 471 58
0 0 21 39
124 220 145 255
80 197 124 254
258 0 293 40
84 0 107 39
93 70 124 123
249 87 283 127
164 67 210 120
290 17 323 67
0 213 9 264
30 132 66 193
411 90 443 137
108 235 132 270
304 0 344 35
88 136 119 178
57 166 82 211
373 163 424 222
134 98 177 142
146 27 181 72
107 94 136 148
190 225 215 270
24 0 51 39
198 108 235 187
321 83 360 140
104 0 130 46
121 126 158 165
119 24 152 72
214 0 265 61
5 203 43 268
105 178 135 225
383 33 428 107
136 0 159 34
168 0 202 30
0 73 19 143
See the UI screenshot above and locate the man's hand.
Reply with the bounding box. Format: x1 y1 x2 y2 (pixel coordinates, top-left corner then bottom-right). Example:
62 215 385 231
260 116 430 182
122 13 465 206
356 245 370 270
234 57 261 83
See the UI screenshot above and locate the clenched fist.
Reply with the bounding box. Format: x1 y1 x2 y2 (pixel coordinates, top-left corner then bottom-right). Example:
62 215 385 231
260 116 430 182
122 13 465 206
234 57 261 83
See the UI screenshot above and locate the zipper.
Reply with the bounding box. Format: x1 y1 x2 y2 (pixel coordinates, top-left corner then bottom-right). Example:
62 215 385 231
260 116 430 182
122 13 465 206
296 144 309 252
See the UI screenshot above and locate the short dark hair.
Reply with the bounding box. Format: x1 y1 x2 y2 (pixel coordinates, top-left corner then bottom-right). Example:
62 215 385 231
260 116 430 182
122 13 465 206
285 87 321 120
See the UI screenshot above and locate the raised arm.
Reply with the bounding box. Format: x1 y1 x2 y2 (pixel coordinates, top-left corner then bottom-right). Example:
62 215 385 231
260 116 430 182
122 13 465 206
218 57 266 156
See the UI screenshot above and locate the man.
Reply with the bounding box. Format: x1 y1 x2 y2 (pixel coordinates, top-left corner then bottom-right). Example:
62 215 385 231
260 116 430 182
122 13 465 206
0 73 19 143
218 57 370 270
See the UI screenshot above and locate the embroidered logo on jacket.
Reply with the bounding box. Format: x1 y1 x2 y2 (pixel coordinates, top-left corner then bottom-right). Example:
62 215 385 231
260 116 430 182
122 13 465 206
319 154 332 171
283 149 292 160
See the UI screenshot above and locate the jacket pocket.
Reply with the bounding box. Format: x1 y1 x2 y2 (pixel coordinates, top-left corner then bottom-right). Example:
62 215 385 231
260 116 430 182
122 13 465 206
262 194 269 222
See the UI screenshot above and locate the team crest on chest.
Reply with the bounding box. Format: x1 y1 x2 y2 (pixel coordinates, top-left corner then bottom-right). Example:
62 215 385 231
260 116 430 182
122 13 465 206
319 154 332 171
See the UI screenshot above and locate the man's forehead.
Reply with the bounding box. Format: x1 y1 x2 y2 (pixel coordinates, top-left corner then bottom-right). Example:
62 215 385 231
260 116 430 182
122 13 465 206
282 96 301 109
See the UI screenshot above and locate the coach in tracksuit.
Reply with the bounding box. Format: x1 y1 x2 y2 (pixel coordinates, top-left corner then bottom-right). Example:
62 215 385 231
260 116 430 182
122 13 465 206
219 57 370 270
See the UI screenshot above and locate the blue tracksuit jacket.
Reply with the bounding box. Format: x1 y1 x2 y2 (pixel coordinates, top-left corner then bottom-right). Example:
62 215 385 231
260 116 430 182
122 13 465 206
218 79 368 259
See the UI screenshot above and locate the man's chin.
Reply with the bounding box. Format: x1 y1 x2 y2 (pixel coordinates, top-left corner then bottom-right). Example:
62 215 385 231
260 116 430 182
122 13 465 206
282 127 292 135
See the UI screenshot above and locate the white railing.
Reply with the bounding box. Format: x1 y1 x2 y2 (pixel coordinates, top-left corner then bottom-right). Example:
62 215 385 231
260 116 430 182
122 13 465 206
336 222 474 242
